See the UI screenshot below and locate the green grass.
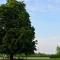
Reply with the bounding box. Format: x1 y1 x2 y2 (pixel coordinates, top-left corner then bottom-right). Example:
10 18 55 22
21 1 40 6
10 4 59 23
0 57 60 60
26 58 60 60
0 58 60 60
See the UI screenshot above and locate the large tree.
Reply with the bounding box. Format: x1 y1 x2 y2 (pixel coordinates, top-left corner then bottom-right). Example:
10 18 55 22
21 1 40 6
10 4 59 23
0 0 36 60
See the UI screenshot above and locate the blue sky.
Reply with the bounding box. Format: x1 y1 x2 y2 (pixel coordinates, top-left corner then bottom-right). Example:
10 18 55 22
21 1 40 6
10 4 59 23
0 0 60 54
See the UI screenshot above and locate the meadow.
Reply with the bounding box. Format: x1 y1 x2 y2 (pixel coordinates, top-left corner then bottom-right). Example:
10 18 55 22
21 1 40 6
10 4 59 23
0 54 60 60
0 58 60 60
0 57 60 60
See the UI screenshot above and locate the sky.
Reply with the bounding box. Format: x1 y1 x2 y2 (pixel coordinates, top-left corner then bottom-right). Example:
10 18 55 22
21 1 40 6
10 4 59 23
0 0 60 54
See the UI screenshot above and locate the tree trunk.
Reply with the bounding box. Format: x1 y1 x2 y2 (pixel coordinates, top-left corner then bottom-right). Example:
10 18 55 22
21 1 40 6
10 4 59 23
25 54 27 60
10 54 13 60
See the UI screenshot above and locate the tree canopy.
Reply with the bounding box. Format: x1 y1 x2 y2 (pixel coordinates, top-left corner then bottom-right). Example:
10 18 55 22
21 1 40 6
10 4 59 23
0 0 36 60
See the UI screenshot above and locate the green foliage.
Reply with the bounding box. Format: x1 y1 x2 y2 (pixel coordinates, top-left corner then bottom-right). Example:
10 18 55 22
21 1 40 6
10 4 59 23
7 0 16 7
56 46 60 55
0 0 36 59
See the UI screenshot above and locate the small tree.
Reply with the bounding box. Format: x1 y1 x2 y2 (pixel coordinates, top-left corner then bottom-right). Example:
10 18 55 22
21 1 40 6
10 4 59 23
56 46 60 55
0 0 36 60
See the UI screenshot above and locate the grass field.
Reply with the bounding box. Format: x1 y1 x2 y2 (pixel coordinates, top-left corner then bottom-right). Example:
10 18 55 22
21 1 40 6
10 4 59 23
0 58 60 60
17 57 60 60
33 58 60 60
25 58 60 60
0 57 60 60
19 58 60 60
